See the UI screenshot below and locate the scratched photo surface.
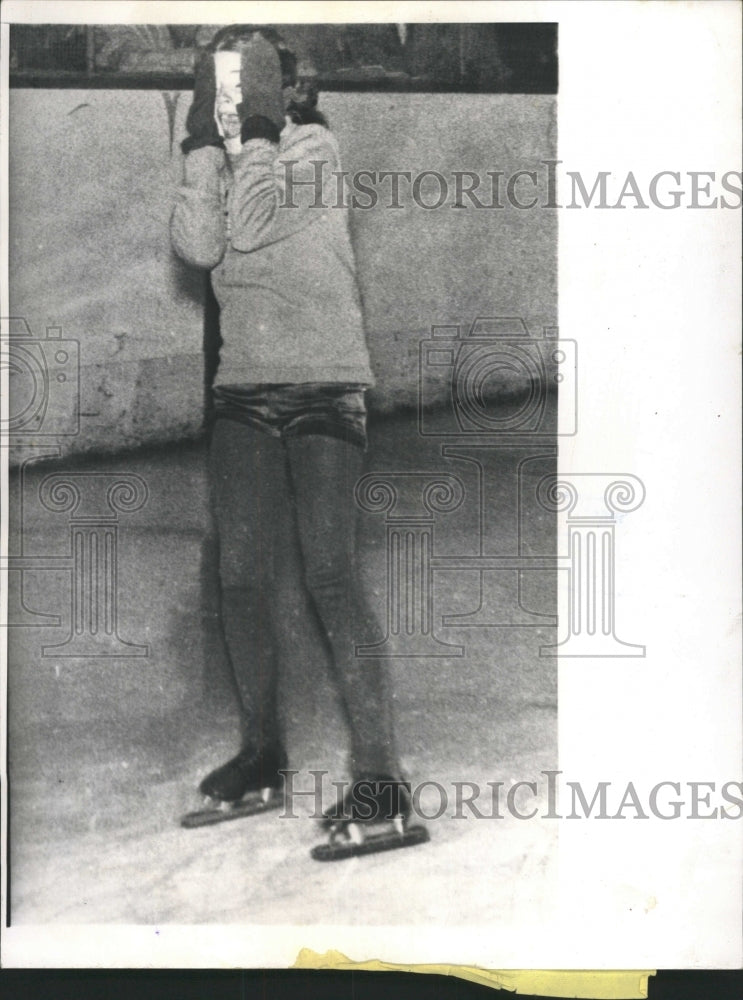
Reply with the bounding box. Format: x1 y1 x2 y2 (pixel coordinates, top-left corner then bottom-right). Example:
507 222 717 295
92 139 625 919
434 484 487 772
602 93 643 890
4 19 561 927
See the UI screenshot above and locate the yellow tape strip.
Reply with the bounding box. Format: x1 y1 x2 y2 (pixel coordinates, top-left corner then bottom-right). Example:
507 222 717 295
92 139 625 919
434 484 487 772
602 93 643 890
293 949 655 999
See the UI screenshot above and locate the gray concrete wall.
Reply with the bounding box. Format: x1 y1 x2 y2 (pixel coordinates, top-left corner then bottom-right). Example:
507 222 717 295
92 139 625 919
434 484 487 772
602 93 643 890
8 88 556 461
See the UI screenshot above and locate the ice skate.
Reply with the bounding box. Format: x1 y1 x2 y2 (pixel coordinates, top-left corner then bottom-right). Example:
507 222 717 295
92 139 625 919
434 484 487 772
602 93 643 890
181 745 287 829
311 775 430 861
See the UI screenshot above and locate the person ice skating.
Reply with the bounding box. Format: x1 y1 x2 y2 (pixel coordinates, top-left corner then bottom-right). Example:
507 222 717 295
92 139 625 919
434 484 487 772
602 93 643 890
170 26 426 858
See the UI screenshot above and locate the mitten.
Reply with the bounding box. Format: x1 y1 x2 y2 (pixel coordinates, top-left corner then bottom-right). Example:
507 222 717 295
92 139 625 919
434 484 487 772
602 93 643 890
182 49 224 154
237 33 285 143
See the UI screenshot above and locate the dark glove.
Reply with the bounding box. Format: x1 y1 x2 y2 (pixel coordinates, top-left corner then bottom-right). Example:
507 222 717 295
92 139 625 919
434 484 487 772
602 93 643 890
237 33 285 144
182 49 225 154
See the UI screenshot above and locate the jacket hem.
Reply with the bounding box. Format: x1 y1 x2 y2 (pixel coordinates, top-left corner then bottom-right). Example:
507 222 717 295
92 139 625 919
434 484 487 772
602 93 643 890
215 369 375 387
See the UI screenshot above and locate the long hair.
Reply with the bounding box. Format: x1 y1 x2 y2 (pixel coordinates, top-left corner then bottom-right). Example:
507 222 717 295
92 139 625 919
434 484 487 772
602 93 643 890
208 25 327 127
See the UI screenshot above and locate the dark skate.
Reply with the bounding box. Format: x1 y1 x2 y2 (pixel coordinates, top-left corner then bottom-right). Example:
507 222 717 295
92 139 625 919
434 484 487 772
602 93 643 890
311 776 430 861
181 745 286 829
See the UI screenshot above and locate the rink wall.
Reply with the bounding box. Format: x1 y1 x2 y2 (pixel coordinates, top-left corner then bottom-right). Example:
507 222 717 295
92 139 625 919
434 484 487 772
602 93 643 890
7 88 556 462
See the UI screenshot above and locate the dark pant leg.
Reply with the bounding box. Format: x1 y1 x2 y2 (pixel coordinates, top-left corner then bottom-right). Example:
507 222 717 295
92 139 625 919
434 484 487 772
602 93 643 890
285 433 399 778
208 418 295 753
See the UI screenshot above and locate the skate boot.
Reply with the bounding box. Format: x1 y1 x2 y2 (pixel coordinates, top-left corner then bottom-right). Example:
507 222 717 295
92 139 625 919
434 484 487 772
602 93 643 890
181 744 287 829
311 775 430 861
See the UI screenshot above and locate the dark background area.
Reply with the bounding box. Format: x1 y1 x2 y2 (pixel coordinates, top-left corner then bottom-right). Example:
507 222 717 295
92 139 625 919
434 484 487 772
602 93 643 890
9 23 558 92
0 970 742 999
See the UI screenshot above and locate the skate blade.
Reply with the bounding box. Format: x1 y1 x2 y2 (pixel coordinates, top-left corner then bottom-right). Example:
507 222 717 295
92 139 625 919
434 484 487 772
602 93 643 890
181 789 282 829
311 824 429 862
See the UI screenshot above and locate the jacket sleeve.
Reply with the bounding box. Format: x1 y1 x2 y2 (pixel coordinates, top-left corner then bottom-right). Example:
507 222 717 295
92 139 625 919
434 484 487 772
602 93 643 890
170 145 227 269
227 126 341 253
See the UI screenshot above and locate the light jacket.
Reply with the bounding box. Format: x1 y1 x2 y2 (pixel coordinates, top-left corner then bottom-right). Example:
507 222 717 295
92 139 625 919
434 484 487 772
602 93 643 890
171 122 374 387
